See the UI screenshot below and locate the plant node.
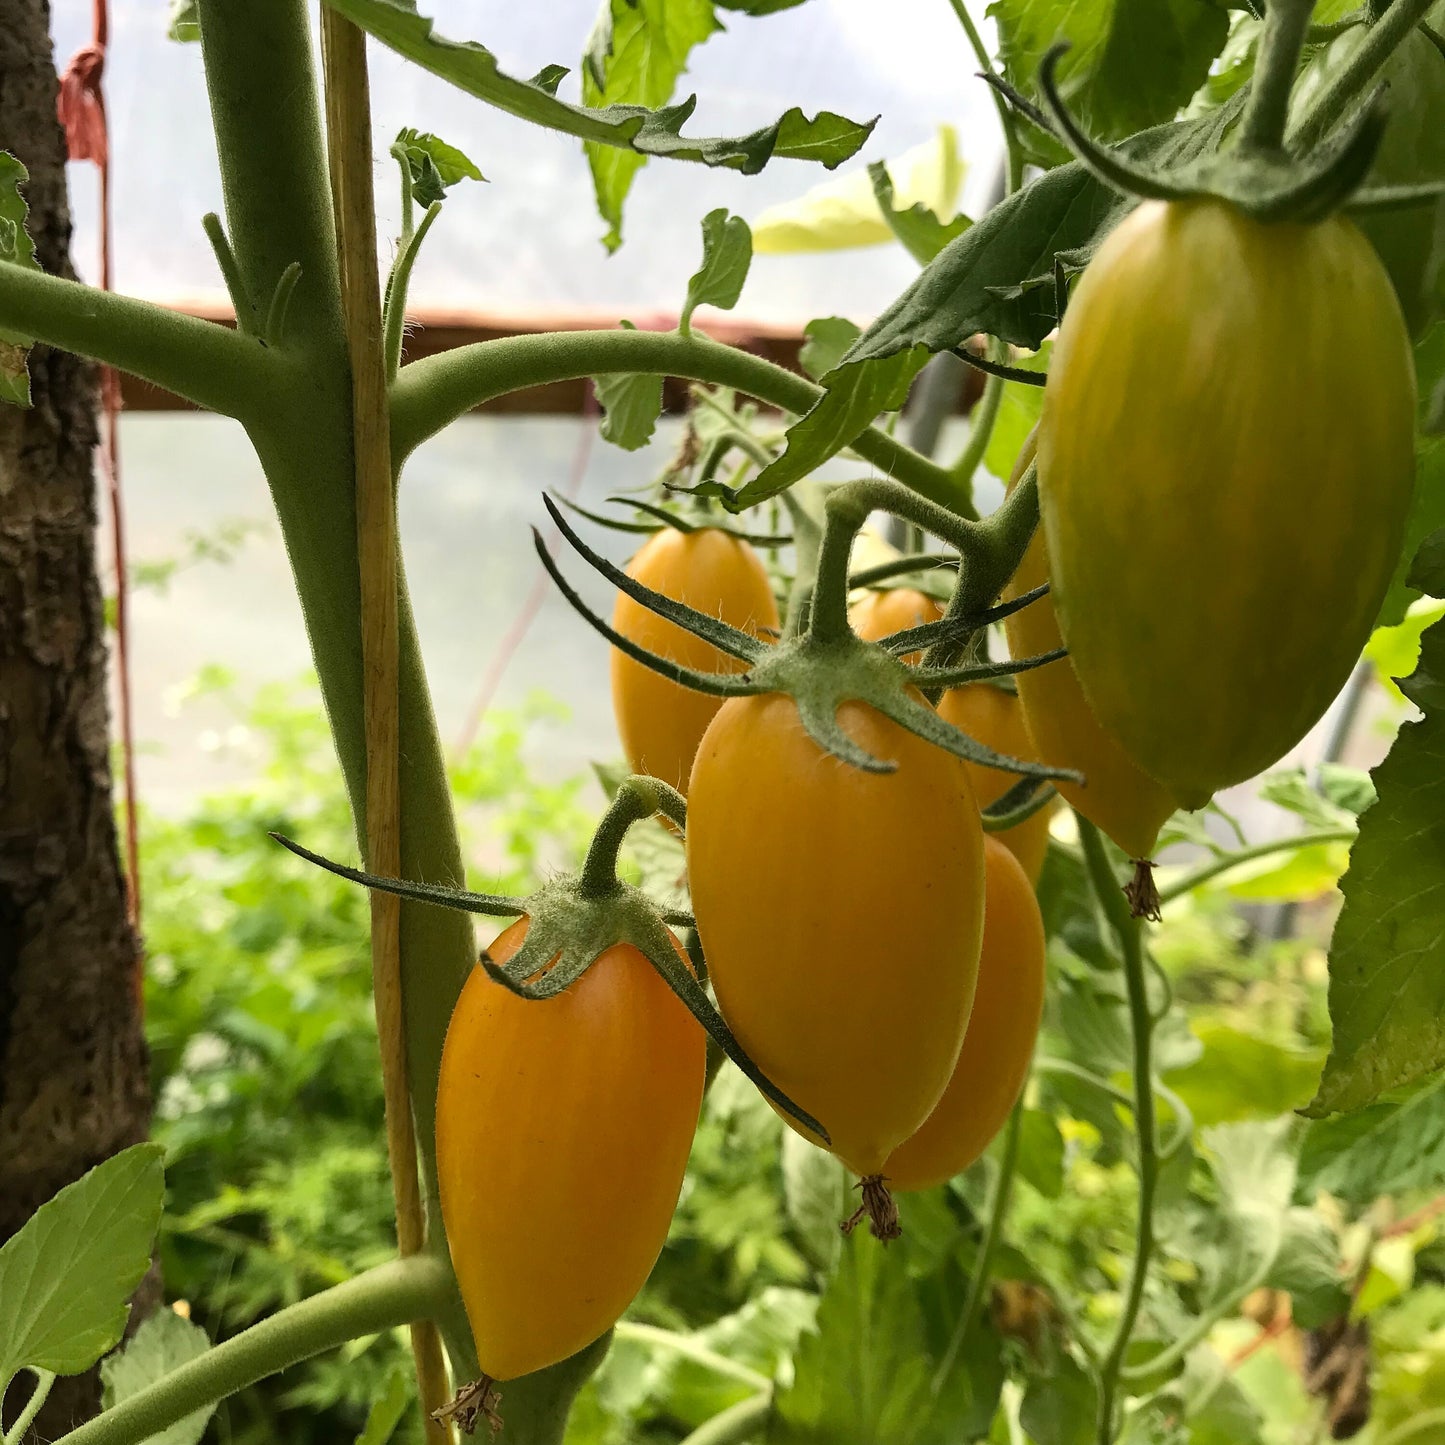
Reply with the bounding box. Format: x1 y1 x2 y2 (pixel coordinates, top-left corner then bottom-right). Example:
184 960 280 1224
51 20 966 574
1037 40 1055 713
1125 860 1162 922
433 1375 503 1436
841 1174 902 1242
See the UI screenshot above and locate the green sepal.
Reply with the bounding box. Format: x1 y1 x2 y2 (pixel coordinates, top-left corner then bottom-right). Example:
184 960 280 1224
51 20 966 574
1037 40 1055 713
910 644 1069 691
953 345 1049 388
982 777 1059 832
875 581 1049 659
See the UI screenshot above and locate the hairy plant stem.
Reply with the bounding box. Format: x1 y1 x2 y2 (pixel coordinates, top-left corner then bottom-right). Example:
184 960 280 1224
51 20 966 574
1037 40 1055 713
945 0 1023 192
3 1370 55 1445
579 777 686 896
53 1258 451 1445
611 1324 771 1394
1289 0 1436 152
1078 818 1158 1445
1241 0 1316 153
932 1102 1023 1395
676 1393 773 1445
390 330 967 512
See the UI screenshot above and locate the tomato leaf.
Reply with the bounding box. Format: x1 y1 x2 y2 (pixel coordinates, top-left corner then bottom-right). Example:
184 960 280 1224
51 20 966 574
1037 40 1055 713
780 1131 848 1274
593 323 665 450
797 317 861 381
167 0 200 41
989 0 1230 144
868 162 970 267
733 345 927 506
844 93 1245 360
1309 591 1445 1115
1014 1108 1066 1199
1299 1074 1445 1206
322 0 874 255
680 209 752 333
0 151 38 408
0 1144 164 1389
100 1308 214 1445
1018 1353 1098 1445
768 1232 1004 1444
353 1370 412 1445
391 128 484 207
1166 1022 1324 1127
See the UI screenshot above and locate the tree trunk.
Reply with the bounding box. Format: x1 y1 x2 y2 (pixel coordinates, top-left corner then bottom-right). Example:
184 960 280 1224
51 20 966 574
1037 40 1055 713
0 0 153 1435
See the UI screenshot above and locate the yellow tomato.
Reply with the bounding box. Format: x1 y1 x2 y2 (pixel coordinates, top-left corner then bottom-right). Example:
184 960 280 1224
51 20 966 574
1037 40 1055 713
1002 431 1177 859
937 683 1055 883
436 919 704 1381
687 693 985 1176
850 586 945 666
611 527 779 794
885 838 1046 1191
1039 199 1416 807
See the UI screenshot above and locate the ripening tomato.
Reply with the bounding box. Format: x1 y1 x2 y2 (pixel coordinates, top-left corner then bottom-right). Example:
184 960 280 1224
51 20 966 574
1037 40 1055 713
1039 198 1416 809
611 527 780 794
850 586 945 666
937 683 1055 883
885 838 1045 1191
1002 431 1177 860
436 919 704 1382
687 693 985 1176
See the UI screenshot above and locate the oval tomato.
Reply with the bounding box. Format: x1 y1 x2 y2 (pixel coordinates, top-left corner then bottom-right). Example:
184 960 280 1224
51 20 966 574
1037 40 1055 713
436 919 704 1381
885 838 1045 1192
1039 199 1416 809
850 586 944 666
1002 432 1177 860
687 693 985 1177
611 527 780 794
937 683 1055 883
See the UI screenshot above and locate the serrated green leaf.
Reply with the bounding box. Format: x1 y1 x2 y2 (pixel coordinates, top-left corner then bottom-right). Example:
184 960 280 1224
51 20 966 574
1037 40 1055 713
1309 620 1445 1114
990 0 1230 142
1167 1023 1324 1127
753 128 966 257
768 1232 1003 1444
583 0 719 250
869 163 970 266
981 344 1050 484
736 346 926 505
100 1309 213 1445
1223 843 1352 903
681 209 752 333
715 0 809 11
780 1131 847 1273
1411 524 1445 595
392 128 484 208
355 1369 411 1445
594 322 665 450
322 0 873 256
0 152 38 408
846 96 1244 360
0 1144 165 1385
1015 1108 1065 1199
1300 1074 1445 1205
797 317 861 381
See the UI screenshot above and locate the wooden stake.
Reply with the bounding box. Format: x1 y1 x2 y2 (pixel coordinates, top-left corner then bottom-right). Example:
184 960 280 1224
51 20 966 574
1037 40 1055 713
320 13 453 1439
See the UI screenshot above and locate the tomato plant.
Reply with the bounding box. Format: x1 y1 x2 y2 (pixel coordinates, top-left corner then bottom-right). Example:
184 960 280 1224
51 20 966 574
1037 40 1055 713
4 1 1445 1444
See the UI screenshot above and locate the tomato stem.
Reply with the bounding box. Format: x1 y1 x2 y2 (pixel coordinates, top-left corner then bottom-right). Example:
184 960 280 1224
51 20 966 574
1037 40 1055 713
579 776 686 899
1240 0 1315 155
1078 818 1159 1445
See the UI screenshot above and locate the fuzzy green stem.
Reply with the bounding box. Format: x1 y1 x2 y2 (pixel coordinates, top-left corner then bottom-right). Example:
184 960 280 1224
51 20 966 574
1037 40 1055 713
0 263 272 419
945 0 1023 193
54 1258 451 1445
1241 0 1315 154
1079 819 1158 1445
4 1369 55 1445
677 1394 773 1445
1380 1408 1445 1445
202 212 257 333
932 1101 1022 1395
1289 0 1436 152
390 330 966 512
383 201 441 384
580 777 684 896
1157 828 1357 904
612 1324 771 1393
950 369 1003 497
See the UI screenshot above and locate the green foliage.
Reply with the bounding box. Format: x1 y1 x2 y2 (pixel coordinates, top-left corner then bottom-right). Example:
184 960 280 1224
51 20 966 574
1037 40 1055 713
389 129 485 207
101 1309 214 1445
0 1145 164 1391
796 318 861 382
680 210 753 334
867 163 971 266
595 325 666 449
0 151 37 407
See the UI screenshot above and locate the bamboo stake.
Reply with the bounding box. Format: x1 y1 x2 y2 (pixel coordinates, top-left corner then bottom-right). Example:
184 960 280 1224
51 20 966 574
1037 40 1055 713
319 14 453 1438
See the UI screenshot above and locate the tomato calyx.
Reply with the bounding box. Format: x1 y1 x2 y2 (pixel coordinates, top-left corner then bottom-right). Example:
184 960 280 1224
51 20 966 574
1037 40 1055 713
271 778 830 1143
840 1174 902 1243
432 1375 503 1437
543 488 1081 801
560 492 791 548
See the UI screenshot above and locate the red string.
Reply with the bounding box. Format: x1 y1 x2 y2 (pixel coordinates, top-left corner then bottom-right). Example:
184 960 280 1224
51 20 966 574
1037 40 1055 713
58 0 141 933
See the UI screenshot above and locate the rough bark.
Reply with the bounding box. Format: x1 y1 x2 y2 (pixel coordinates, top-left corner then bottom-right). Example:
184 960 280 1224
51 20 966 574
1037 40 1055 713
0 0 153 1435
